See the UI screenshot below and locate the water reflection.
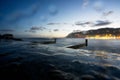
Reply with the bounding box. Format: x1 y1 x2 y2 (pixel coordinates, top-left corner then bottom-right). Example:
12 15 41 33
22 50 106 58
1 38 120 80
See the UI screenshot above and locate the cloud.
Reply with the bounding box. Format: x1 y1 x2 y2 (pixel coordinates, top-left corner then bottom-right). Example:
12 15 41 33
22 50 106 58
75 20 112 27
0 29 14 32
103 11 114 17
30 26 46 31
48 5 58 16
53 29 59 32
47 23 60 25
94 20 112 26
82 0 89 8
30 26 40 30
26 26 47 33
75 21 93 27
47 22 70 26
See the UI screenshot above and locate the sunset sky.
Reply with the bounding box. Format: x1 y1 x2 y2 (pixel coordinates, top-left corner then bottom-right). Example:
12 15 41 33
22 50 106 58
0 0 120 38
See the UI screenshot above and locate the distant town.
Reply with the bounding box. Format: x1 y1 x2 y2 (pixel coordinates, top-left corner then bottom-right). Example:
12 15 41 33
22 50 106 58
67 28 120 39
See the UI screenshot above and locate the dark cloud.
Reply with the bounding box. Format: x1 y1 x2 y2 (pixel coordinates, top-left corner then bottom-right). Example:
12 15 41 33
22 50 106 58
30 26 46 31
53 29 59 32
94 20 112 26
103 11 114 17
30 26 40 30
75 21 93 27
47 22 69 25
26 26 47 33
0 29 14 32
75 20 112 27
47 23 60 25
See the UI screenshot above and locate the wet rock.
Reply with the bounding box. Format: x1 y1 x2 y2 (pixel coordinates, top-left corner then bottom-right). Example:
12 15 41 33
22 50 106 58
112 77 120 80
47 70 76 80
0 53 11 57
90 70 111 80
107 66 120 78
2 34 14 39
80 75 95 80
0 56 23 66
0 34 22 41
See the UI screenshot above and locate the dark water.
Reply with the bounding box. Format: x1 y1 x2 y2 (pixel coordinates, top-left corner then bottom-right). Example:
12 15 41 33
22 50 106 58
82 39 120 53
0 38 120 80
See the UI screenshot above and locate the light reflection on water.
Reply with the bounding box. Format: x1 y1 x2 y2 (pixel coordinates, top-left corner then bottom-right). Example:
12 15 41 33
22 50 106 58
82 39 120 53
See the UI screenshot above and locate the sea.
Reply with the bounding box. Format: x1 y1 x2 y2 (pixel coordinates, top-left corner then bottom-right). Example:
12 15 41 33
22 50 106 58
0 38 120 80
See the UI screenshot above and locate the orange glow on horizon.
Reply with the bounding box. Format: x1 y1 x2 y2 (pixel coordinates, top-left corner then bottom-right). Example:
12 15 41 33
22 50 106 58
86 34 120 39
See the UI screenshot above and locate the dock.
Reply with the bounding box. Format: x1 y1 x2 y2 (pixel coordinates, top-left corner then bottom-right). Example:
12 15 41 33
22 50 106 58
41 38 56 44
67 39 88 49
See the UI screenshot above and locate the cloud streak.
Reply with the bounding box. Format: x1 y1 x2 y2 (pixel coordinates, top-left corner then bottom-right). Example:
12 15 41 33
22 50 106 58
26 26 47 33
75 20 112 27
53 29 59 32
47 22 70 26
103 11 114 18
0 29 14 32
75 21 93 27
94 20 112 26
47 23 61 25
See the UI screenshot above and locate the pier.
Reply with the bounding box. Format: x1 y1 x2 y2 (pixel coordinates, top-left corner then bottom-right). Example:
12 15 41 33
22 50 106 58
41 38 56 44
67 39 88 49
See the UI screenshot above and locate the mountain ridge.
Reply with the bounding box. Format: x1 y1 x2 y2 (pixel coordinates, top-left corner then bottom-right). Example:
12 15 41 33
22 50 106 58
66 28 120 38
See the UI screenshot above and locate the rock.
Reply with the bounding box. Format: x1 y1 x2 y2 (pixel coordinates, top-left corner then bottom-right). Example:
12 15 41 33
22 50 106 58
0 34 22 41
2 34 14 39
80 75 95 80
90 70 111 80
47 70 76 80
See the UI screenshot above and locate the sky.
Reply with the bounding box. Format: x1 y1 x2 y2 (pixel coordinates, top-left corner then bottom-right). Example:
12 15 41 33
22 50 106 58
0 0 120 38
